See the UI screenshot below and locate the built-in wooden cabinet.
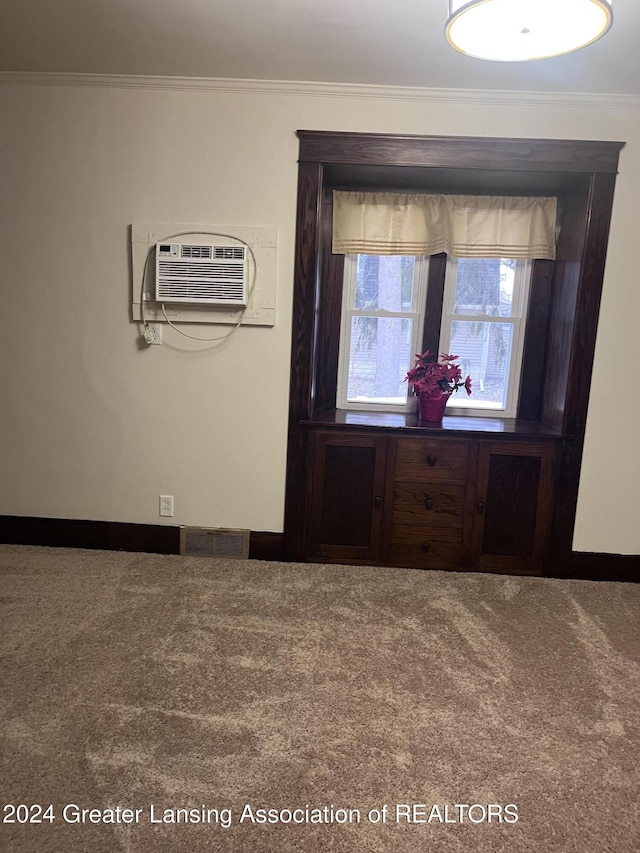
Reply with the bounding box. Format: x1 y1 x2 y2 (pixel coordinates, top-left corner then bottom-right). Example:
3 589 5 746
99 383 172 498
305 427 558 576
284 132 624 577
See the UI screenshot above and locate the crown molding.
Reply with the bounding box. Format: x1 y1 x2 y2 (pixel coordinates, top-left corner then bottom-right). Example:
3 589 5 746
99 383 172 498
1 71 639 110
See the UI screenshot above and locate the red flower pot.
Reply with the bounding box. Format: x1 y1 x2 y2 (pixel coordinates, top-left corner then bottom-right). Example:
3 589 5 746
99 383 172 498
417 392 450 423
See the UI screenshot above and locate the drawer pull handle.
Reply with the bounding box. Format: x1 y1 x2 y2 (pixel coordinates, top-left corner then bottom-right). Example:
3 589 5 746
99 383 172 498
426 454 437 467
421 542 431 553
424 497 434 511
374 495 383 508
477 500 485 514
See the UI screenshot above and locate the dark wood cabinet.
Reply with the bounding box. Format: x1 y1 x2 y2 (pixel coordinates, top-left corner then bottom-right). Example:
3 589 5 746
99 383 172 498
284 131 624 577
307 431 389 564
305 427 558 575
471 441 557 574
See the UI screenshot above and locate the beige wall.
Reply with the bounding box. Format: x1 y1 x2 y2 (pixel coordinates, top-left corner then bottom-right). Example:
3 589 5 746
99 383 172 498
0 78 638 553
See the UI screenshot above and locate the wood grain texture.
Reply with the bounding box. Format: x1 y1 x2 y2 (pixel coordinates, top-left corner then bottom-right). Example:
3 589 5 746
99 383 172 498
314 189 345 409
283 160 323 560
563 173 619 437
546 174 619 574
481 454 542 557
518 259 554 421
305 408 564 437
421 252 447 355
392 483 466 531
395 438 469 483
473 441 556 574
388 534 462 570
307 431 387 563
320 444 377 547
298 131 624 173
541 190 588 432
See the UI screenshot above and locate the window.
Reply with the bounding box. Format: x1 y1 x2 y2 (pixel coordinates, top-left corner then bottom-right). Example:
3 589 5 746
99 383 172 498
336 255 427 411
440 257 532 418
337 253 532 418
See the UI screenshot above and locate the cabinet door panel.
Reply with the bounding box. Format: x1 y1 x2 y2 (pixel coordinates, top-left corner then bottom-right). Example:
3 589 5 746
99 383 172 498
320 444 376 547
472 441 556 575
308 432 387 563
482 454 541 557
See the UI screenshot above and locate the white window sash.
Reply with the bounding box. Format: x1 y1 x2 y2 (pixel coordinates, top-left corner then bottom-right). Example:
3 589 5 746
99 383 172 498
336 255 427 412
440 258 532 419
333 191 557 260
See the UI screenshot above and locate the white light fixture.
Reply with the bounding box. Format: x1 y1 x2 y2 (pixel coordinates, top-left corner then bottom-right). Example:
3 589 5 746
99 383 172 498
445 0 613 62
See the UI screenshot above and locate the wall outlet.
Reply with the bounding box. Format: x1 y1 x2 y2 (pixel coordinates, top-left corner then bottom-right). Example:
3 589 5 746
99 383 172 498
159 495 174 517
146 323 162 345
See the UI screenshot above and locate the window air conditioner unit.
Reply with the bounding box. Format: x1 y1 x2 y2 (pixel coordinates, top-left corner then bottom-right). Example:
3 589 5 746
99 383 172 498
155 242 248 306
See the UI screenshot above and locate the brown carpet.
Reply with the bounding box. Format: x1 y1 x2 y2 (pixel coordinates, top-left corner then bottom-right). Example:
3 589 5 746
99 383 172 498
0 544 638 852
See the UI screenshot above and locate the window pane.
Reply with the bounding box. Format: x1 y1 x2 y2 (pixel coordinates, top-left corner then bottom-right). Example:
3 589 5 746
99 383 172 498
448 320 514 409
346 316 413 404
355 256 416 311
454 258 517 317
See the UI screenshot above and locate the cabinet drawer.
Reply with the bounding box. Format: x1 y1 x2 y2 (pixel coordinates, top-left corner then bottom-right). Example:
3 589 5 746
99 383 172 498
392 482 466 530
388 533 462 569
395 438 469 483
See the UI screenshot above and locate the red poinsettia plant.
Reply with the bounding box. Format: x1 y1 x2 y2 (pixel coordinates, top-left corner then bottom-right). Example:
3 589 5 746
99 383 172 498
406 350 472 399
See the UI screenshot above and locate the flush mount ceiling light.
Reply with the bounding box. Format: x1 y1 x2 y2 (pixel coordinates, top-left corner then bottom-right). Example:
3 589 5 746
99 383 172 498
445 0 613 62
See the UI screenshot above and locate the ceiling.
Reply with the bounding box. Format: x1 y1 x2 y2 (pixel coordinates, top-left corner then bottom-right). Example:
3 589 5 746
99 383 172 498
1 0 639 95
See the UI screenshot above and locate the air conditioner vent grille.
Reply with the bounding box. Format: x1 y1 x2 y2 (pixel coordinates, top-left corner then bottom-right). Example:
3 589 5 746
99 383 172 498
155 241 248 306
214 246 244 260
181 245 213 259
158 261 245 279
157 281 245 301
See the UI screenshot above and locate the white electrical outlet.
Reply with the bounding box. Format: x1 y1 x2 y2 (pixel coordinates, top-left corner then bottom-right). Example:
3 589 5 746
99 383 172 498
159 495 174 517
148 323 162 345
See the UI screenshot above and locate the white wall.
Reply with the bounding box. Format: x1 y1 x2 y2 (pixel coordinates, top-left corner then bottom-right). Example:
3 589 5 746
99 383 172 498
0 78 638 553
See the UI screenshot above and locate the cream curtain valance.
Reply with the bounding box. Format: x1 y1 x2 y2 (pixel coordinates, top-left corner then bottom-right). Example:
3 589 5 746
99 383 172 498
332 191 557 259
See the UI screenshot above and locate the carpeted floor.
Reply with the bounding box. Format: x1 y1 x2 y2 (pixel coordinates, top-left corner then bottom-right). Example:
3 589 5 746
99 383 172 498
0 544 638 852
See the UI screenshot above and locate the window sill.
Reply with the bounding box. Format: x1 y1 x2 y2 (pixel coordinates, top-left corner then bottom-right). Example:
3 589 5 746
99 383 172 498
303 408 568 440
